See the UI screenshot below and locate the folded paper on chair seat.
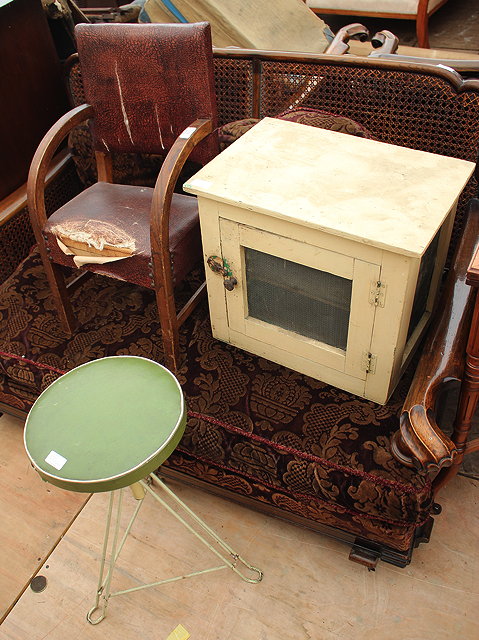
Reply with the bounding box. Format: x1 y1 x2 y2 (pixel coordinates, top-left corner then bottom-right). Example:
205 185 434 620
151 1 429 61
51 220 136 268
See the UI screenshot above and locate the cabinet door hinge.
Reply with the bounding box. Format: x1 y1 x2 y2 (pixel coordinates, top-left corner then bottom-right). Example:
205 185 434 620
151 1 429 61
369 281 387 307
362 352 377 374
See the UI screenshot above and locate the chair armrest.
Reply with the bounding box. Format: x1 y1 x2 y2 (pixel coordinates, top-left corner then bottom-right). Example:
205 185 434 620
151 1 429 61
150 117 214 257
27 104 94 230
392 200 479 473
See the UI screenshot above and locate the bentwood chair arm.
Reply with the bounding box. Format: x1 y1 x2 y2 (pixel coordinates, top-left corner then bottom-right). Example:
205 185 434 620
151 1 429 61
149 117 214 268
391 201 479 474
27 104 94 234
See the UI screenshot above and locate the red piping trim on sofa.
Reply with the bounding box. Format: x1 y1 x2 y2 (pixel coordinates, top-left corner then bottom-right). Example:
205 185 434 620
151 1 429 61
0 349 431 501
0 351 67 376
171 447 429 530
188 411 430 496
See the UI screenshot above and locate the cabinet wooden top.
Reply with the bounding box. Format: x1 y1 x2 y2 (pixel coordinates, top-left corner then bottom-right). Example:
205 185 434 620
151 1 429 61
184 118 475 257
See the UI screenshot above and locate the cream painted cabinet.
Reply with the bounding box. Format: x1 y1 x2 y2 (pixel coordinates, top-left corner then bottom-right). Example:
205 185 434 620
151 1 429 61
185 118 475 403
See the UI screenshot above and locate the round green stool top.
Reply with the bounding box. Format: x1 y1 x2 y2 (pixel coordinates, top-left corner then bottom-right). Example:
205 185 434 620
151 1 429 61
24 356 186 493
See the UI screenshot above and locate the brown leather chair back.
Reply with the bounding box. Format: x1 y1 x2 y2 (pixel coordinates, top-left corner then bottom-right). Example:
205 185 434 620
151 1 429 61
75 22 218 165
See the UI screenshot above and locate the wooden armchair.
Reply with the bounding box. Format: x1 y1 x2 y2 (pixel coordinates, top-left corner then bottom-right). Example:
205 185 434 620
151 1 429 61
306 0 449 48
27 22 219 373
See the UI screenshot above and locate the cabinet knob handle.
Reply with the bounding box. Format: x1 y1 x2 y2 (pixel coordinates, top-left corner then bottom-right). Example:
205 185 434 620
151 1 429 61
207 255 237 290
223 276 238 291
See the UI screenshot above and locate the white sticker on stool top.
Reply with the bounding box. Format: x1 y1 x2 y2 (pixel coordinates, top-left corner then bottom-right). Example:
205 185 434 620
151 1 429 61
45 450 67 470
179 126 197 139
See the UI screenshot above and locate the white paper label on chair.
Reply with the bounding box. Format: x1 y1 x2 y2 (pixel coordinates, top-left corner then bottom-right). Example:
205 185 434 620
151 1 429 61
179 127 197 139
45 450 67 470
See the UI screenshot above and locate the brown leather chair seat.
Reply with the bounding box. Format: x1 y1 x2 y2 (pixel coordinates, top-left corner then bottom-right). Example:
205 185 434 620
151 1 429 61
43 182 202 291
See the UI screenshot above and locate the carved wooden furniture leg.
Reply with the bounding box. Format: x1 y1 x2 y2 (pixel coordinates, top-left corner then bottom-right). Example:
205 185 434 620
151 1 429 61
416 0 431 49
434 246 479 493
392 202 479 476
40 248 77 335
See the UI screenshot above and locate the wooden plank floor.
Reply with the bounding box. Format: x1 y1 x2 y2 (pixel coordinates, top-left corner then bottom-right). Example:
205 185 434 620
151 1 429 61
0 471 478 639
0 414 88 623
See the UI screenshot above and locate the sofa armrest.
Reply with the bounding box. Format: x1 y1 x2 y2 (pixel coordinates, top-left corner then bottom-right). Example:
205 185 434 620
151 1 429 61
392 199 479 473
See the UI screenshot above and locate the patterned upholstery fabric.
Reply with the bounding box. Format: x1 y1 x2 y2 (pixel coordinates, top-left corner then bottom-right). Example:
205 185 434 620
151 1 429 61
68 124 165 188
0 249 432 554
217 118 261 150
217 108 373 150
276 107 373 137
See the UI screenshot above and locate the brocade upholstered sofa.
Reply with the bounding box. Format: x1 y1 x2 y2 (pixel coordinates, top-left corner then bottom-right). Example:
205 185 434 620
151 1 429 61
1 50 479 568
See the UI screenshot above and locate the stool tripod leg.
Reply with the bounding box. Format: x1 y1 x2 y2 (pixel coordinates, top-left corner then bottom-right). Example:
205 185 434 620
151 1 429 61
86 485 147 624
143 474 263 584
87 477 261 624
87 489 125 624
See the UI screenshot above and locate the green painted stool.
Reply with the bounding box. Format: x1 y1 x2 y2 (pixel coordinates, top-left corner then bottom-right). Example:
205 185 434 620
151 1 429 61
24 356 263 624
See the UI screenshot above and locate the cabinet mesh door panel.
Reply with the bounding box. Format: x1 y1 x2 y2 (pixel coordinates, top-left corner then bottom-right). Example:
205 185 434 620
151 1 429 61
245 248 352 350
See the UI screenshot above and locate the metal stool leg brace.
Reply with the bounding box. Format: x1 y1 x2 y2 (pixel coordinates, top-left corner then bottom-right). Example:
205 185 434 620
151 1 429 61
87 473 263 624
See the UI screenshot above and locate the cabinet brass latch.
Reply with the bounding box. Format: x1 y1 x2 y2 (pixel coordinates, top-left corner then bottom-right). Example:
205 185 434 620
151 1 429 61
207 255 238 291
